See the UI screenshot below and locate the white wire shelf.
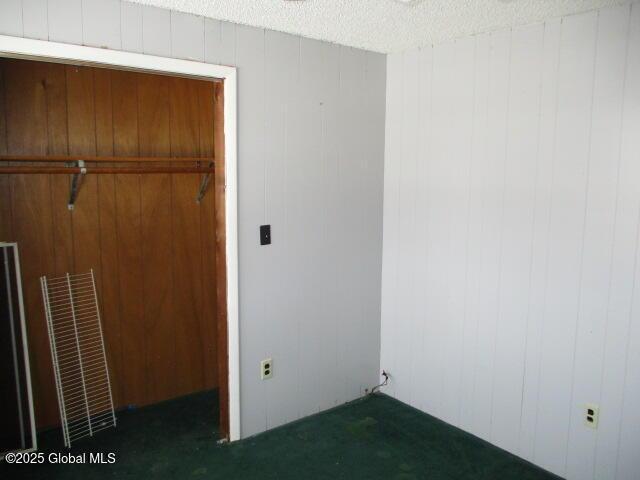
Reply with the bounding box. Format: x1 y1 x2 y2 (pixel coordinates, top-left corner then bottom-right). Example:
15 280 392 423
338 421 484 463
40 269 116 448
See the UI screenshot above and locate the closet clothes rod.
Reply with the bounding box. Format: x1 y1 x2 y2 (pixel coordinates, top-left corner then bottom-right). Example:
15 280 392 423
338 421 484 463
0 162 214 207
0 155 214 163
0 166 215 174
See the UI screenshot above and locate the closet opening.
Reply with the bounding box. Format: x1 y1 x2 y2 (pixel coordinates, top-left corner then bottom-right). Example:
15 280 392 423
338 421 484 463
0 55 231 444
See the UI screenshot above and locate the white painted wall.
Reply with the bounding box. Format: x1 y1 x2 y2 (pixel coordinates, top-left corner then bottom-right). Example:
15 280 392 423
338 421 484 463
381 3 640 479
0 0 386 439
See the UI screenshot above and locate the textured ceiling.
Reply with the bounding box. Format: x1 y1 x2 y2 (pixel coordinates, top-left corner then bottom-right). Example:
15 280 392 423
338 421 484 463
127 0 630 53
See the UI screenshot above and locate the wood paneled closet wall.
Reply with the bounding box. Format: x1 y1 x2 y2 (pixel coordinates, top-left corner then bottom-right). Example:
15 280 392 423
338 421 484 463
0 58 222 428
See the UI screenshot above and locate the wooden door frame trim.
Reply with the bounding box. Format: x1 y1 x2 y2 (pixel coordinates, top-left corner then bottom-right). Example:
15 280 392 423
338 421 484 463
0 35 241 442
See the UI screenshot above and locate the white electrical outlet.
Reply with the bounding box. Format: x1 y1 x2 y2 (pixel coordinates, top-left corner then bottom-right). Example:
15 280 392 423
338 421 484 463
585 404 599 429
261 358 273 380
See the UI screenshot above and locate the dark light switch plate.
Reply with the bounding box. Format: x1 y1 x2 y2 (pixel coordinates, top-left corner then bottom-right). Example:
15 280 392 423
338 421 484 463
260 225 271 245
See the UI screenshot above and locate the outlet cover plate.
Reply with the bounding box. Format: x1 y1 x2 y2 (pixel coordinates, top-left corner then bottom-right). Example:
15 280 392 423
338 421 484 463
261 358 273 380
585 403 599 429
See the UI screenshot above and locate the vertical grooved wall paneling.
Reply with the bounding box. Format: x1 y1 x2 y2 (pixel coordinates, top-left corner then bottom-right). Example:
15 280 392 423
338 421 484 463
138 72 174 405
111 68 146 409
169 76 205 396
381 4 640 480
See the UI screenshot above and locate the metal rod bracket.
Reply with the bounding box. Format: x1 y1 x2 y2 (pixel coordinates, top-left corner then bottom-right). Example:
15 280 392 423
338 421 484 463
196 162 214 204
68 160 86 211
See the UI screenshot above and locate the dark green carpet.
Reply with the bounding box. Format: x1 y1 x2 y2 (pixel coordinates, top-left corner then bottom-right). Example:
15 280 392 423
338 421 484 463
1 390 559 479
